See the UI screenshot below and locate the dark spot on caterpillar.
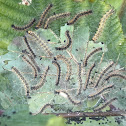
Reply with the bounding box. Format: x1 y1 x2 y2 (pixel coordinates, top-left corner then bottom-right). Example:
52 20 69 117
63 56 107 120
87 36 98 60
2 114 7 117
12 111 16 114
27 96 31 99
76 49 78 51
29 112 32 115
7 116 11 119
101 42 104 44
40 57 42 60
64 40 66 42
47 39 50 41
54 57 57 60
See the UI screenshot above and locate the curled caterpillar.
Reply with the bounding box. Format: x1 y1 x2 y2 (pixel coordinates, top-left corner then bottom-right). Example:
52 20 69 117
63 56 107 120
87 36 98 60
67 10 92 25
11 66 30 97
35 4 53 29
83 47 102 67
105 73 126 81
94 61 114 87
22 55 37 78
55 55 72 81
55 30 72 50
31 104 53 115
77 63 82 95
22 49 41 72
55 90 81 105
31 66 49 90
27 31 53 57
88 84 114 98
44 12 71 29
52 60 61 86
84 63 95 90
23 36 36 58
94 98 117 111
11 18 36 31
92 9 114 41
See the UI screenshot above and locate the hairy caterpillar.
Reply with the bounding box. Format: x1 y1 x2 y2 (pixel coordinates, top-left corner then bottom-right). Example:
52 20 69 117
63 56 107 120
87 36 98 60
84 63 95 90
11 18 36 31
35 4 53 29
55 55 72 81
55 30 72 50
88 84 114 98
44 12 71 29
92 9 114 41
94 61 114 87
52 60 61 86
31 66 49 90
55 90 81 105
11 66 30 97
22 55 37 78
77 63 82 95
83 47 102 67
67 10 92 25
31 104 53 115
94 98 117 111
23 36 36 58
105 73 126 81
22 49 41 72
27 31 53 57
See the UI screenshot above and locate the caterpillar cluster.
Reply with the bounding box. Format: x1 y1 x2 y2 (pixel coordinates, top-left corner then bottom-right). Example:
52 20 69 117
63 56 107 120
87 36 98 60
9 4 126 115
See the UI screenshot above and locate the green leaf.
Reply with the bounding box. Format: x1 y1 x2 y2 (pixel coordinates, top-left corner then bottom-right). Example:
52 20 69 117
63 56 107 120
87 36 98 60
47 117 66 126
0 104 55 126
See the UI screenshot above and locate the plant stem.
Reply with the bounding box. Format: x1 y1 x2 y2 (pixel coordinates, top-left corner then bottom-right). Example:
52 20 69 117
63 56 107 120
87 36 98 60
44 111 126 118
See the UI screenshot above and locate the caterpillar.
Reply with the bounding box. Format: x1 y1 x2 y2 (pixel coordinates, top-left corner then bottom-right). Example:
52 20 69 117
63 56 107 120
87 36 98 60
94 98 117 111
84 63 95 90
55 90 81 105
92 9 114 41
11 66 30 97
88 84 114 98
27 31 53 57
105 73 126 81
55 55 72 81
22 49 41 72
11 18 36 31
55 30 72 50
31 104 53 115
77 63 82 95
94 61 114 87
35 4 53 29
31 66 49 90
52 60 61 86
22 55 37 78
83 47 102 67
67 10 92 25
23 36 36 58
44 12 71 29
